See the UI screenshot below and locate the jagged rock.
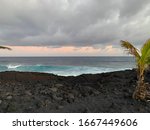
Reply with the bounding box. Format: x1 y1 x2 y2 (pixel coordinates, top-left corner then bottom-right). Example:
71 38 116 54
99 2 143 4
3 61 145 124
50 87 58 92
25 91 32 96
68 93 75 99
93 90 100 95
6 96 12 100
55 84 63 87
58 105 64 109
6 92 11 96
52 95 63 101
1 70 150 113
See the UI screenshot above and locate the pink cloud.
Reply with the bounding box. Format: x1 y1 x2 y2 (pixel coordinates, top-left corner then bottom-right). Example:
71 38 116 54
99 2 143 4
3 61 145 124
0 45 123 56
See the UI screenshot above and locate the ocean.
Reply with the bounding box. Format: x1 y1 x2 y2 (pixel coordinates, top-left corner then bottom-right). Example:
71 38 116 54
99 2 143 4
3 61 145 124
0 57 136 76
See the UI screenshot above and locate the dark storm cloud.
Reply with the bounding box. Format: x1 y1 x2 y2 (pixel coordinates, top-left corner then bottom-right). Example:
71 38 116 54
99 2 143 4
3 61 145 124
0 0 150 47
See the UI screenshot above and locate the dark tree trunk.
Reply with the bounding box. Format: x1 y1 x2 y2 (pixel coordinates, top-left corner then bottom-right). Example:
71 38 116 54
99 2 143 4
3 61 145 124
132 69 147 100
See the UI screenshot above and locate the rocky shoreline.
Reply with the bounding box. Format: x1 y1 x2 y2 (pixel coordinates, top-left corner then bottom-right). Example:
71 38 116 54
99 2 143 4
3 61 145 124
0 70 150 113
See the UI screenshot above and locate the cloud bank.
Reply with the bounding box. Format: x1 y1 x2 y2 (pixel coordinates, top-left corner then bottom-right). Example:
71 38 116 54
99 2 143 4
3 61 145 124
0 0 150 48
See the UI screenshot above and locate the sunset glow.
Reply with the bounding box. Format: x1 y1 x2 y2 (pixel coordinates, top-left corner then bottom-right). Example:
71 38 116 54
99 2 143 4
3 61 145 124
0 45 123 56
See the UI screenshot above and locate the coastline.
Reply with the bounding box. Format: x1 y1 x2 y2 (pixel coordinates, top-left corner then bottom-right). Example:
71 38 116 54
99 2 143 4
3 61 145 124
0 69 150 113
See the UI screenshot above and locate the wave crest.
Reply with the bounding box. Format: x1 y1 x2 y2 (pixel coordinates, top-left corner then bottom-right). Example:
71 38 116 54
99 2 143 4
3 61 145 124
0 64 131 76
7 64 22 69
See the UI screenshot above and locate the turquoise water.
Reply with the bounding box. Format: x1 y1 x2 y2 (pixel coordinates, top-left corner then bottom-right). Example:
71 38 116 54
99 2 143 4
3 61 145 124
0 57 135 76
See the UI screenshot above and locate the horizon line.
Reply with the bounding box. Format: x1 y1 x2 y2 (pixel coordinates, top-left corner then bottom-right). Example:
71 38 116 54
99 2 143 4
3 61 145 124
0 56 133 57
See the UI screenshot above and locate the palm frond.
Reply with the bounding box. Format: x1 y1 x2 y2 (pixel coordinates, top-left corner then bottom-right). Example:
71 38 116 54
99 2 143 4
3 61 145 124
140 39 150 63
120 40 140 59
141 39 150 54
0 46 11 50
146 57 150 64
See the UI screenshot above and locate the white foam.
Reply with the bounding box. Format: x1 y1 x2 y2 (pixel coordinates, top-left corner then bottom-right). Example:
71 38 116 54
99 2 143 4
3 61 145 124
7 64 22 69
45 67 133 76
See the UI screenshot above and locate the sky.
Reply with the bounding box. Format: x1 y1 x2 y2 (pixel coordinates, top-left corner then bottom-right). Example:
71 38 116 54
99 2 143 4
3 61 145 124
0 0 150 56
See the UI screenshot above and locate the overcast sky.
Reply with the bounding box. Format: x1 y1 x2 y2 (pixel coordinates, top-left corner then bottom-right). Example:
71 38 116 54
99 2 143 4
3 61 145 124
0 0 150 56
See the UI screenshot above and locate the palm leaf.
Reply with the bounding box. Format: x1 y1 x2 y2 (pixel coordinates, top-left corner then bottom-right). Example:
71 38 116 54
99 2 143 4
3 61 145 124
0 46 11 50
146 57 150 64
140 39 150 63
120 40 140 59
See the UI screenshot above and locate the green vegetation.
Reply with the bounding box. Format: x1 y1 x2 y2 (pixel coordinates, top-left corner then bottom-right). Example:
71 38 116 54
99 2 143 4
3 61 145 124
121 39 150 100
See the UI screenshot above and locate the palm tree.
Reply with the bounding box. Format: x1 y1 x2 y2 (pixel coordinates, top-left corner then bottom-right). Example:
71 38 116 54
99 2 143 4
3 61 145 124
121 39 150 100
0 46 11 50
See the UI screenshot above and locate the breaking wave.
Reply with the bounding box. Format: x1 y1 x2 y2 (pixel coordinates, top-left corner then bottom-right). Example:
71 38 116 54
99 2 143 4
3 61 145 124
0 64 132 76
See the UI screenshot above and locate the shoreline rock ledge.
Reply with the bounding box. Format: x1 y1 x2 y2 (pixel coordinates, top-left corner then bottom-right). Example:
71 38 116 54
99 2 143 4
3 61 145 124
0 70 150 113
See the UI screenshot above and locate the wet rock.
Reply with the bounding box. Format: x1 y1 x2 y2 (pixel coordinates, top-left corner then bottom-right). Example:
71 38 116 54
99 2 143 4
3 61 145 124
0 100 2 104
